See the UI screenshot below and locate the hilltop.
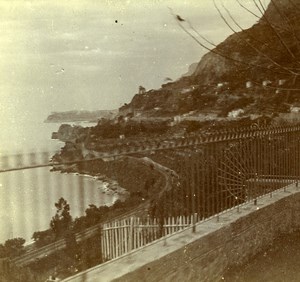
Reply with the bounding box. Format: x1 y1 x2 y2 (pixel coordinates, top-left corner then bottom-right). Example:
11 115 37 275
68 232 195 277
120 0 300 119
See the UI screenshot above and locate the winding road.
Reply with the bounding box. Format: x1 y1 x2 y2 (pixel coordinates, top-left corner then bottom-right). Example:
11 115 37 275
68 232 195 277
10 156 174 267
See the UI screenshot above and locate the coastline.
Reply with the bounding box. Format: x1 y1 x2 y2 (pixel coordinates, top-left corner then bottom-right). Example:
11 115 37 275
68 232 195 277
51 163 129 201
51 155 166 202
75 172 129 199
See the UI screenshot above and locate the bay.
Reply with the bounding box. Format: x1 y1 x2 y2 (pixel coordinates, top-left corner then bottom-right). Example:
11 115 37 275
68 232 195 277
0 120 118 244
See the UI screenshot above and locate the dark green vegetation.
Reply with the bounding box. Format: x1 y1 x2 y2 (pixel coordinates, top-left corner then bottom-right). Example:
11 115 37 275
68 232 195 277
120 77 296 119
0 238 26 259
32 194 149 247
89 118 169 139
0 195 149 281
0 235 103 282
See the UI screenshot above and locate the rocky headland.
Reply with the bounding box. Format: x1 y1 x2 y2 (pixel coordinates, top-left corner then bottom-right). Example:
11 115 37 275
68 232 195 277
45 109 117 123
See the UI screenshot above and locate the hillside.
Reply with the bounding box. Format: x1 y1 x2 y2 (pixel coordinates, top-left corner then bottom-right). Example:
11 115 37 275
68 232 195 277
120 0 300 119
193 0 300 84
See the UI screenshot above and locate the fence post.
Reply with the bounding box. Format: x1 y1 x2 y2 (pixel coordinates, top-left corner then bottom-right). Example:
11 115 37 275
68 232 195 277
129 217 134 251
192 213 197 233
98 226 103 264
162 217 167 246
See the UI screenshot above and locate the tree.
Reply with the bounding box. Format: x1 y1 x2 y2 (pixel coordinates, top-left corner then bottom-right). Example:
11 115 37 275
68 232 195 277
3 237 25 258
50 198 72 238
32 229 55 247
85 204 103 226
0 244 8 258
65 229 78 258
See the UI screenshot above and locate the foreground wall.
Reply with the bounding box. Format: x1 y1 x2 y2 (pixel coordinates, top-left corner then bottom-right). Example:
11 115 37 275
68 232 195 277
63 184 300 282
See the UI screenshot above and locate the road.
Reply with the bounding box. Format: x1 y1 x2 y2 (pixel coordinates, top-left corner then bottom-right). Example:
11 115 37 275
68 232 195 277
10 156 174 267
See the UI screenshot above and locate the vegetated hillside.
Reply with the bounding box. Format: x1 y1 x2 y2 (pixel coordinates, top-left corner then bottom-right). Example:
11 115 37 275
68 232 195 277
120 0 300 119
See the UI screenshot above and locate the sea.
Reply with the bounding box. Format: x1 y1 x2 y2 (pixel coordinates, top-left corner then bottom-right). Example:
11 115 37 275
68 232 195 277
0 120 118 244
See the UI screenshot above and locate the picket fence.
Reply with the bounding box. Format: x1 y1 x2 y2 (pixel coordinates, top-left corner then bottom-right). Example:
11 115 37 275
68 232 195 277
100 215 197 261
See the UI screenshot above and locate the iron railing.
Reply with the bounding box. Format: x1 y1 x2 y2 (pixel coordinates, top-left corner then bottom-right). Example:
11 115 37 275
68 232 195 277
1 124 300 281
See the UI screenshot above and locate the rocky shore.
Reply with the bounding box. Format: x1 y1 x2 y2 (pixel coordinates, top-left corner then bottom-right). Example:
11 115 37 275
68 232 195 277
51 155 165 202
51 163 129 199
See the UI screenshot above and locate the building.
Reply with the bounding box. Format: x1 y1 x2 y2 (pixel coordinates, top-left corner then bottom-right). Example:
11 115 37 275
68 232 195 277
246 81 253 88
138 86 146 94
262 80 272 87
278 79 286 86
290 106 300 113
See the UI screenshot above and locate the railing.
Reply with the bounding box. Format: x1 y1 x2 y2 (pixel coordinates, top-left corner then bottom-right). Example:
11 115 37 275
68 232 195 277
101 215 193 261
1 124 300 281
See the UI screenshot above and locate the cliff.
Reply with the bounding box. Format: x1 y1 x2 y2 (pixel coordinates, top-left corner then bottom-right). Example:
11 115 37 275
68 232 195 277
182 62 198 77
192 0 300 84
120 0 300 118
52 124 88 142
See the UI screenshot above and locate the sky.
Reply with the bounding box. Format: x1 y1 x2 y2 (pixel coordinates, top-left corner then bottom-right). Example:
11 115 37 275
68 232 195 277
0 0 270 123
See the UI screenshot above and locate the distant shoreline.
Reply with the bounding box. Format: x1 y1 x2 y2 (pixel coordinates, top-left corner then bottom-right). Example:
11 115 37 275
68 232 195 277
44 119 98 123
44 109 118 123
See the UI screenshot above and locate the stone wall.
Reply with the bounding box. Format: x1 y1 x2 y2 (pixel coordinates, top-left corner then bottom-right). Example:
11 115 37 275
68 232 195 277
114 191 300 282
63 185 300 282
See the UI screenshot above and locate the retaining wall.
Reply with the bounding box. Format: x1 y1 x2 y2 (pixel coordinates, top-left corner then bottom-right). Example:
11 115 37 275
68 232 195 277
63 185 300 282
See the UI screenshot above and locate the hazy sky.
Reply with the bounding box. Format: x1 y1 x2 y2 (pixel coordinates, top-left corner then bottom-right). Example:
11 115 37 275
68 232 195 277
0 0 270 122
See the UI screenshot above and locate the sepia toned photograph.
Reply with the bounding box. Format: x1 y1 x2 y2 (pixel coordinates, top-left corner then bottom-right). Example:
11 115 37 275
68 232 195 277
1 0 300 281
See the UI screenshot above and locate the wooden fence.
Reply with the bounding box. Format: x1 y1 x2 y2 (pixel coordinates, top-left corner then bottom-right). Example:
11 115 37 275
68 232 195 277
100 215 196 261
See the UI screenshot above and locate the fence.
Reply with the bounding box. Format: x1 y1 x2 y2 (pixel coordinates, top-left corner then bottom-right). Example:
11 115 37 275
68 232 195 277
148 126 300 220
1 125 300 281
101 215 194 261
